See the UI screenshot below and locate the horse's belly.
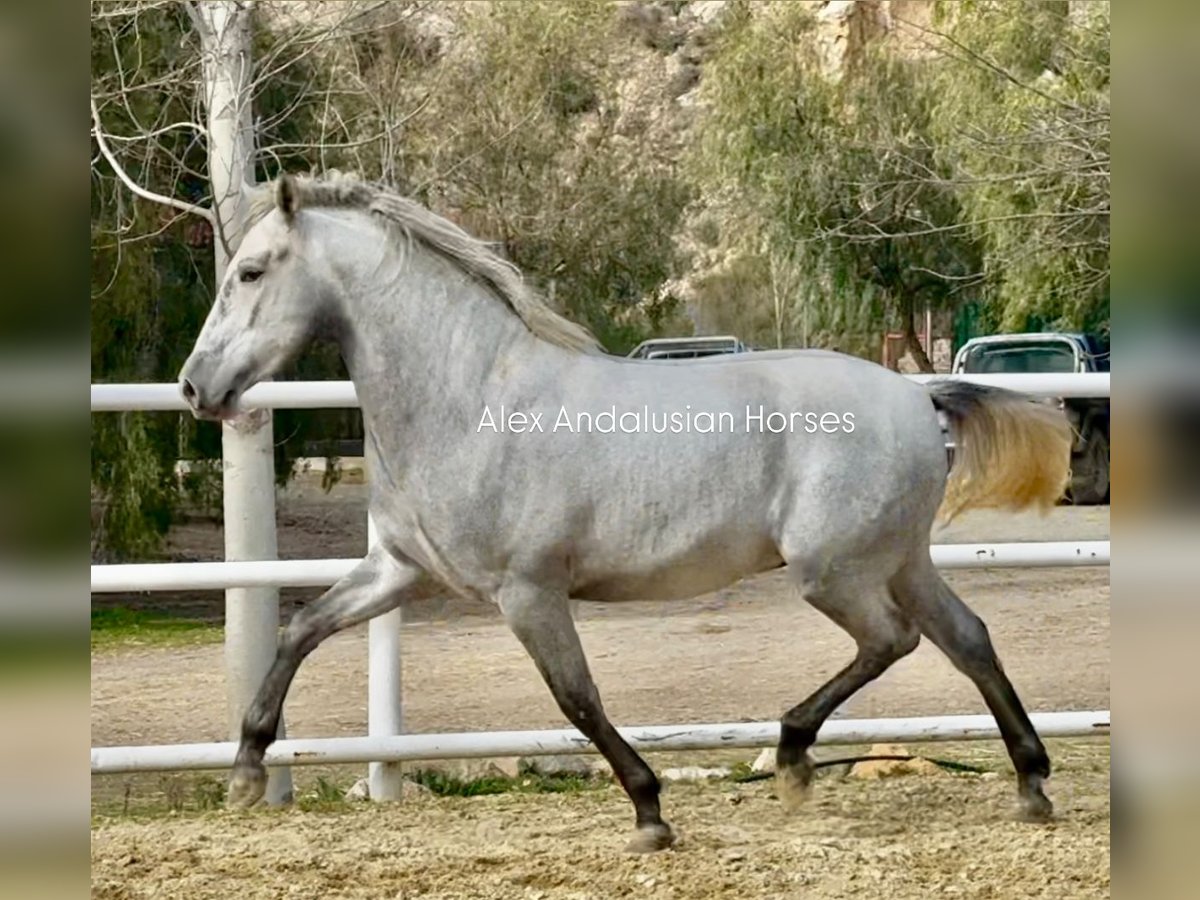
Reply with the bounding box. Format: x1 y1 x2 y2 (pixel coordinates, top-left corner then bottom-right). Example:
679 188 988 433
570 537 782 602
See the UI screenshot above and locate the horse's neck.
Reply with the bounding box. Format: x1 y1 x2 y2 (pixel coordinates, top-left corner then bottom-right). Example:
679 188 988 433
337 244 560 448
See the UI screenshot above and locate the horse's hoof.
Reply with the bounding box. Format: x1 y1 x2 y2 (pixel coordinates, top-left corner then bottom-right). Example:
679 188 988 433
1017 792 1054 823
776 760 814 811
227 763 267 809
624 822 676 854
1017 777 1054 823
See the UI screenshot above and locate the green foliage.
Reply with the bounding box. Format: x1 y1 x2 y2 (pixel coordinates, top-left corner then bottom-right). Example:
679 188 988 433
689 4 979 359
406 768 602 797
292 775 349 810
688 0 1108 352
192 775 227 811
90 7 222 560
928 1 1110 331
90 2 694 561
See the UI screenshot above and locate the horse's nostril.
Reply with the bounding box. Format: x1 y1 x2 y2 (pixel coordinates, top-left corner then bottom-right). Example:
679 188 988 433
181 379 197 404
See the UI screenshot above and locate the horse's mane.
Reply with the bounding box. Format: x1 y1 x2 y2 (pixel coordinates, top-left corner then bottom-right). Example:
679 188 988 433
248 172 602 355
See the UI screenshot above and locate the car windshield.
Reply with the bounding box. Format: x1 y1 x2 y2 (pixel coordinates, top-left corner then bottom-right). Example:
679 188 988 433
646 348 737 359
960 342 1077 374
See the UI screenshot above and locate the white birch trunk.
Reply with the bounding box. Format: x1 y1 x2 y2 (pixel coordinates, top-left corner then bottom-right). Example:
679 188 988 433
195 0 292 805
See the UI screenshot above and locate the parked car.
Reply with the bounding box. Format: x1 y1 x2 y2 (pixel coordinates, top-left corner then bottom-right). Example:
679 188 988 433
952 332 1110 504
626 336 751 360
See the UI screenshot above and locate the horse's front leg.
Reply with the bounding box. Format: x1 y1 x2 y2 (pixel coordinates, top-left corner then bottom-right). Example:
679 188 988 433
499 581 675 853
227 546 424 808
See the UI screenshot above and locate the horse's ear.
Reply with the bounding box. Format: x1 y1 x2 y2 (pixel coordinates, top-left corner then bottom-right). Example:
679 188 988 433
275 173 299 222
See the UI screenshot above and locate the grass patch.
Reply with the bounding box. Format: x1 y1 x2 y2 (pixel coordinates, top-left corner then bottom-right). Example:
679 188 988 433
295 775 357 812
93 768 608 821
91 606 221 650
406 769 603 797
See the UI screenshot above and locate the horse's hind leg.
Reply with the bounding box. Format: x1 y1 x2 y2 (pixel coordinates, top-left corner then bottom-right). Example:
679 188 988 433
776 569 920 809
891 558 1053 822
227 546 423 808
499 582 673 853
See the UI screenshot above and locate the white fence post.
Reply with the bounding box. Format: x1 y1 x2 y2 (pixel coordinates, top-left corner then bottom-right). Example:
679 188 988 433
367 513 405 800
222 413 292 805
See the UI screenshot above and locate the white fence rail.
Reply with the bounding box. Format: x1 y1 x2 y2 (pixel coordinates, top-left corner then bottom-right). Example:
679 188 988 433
90 541 1110 593
90 372 1110 411
91 373 1111 784
92 711 1111 775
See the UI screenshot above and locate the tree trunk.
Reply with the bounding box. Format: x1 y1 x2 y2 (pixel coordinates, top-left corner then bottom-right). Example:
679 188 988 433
899 293 935 373
769 253 784 349
195 0 292 806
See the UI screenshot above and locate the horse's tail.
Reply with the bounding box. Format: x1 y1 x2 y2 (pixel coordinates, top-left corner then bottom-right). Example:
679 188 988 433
927 380 1072 523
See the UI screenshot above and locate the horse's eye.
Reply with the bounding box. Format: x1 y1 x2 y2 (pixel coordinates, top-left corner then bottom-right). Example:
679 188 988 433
239 268 263 284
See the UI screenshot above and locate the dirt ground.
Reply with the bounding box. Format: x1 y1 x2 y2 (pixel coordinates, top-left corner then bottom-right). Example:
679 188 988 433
91 485 1110 898
92 744 1110 899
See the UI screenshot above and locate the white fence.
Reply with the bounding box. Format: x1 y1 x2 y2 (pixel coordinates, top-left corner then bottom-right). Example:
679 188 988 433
90 372 1111 793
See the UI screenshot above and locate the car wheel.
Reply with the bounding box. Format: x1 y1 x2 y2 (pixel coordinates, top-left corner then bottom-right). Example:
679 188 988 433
1069 429 1109 505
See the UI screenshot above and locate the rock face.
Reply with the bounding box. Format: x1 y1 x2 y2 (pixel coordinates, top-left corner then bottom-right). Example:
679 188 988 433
392 1 936 143
813 0 938 73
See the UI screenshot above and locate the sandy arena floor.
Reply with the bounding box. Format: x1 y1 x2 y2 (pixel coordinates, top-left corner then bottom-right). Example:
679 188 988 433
92 744 1110 899
91 492 1109 898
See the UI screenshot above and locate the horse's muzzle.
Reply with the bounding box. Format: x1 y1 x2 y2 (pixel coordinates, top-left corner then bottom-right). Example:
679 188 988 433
180 378 239 420
178 353 243 420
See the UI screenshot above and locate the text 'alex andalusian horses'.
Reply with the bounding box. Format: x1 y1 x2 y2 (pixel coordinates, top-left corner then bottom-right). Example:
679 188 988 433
179 172 1071 853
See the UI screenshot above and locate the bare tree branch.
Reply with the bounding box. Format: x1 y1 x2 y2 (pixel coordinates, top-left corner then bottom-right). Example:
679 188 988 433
102 119 208 143
91 96 213 222
892 13 1084 113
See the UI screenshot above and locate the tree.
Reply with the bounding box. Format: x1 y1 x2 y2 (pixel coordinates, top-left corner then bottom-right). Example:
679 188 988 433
918 0 1110 332
90 3 217 560
689 3 979 370
93 0 291 802
383 0 693 351
90 0 422 562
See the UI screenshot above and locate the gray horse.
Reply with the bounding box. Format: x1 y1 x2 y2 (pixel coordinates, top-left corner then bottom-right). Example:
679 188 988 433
179 173 1071 853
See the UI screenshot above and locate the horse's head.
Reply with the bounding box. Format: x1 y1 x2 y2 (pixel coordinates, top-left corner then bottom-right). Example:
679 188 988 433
179 174 329 420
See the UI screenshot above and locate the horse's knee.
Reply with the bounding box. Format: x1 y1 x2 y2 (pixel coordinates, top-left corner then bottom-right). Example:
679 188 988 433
546 673 603 726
